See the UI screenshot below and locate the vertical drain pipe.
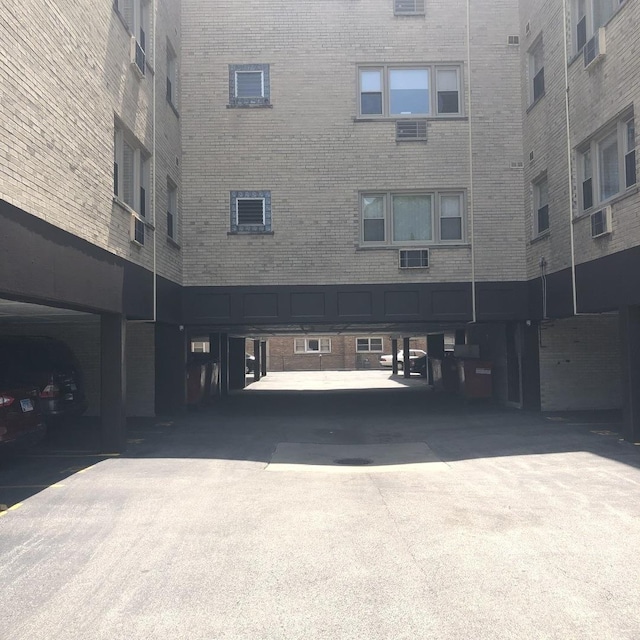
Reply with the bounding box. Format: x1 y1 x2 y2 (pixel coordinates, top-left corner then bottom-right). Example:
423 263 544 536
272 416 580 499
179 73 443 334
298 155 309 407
562 0 578 316
466 0 477 323
151 0 158 323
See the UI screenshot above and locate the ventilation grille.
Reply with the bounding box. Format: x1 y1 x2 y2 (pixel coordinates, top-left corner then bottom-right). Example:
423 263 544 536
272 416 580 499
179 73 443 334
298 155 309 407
237 198 265 225
399 249 429 269
394 0 426 15
396 120 427 141
508 35 520 45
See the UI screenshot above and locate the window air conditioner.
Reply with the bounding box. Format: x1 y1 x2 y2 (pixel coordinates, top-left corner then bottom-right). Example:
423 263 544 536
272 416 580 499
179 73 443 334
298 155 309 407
130 212 145 245
590 205 612 238
584 28 606 69
399 249 429 269
130 36 146 77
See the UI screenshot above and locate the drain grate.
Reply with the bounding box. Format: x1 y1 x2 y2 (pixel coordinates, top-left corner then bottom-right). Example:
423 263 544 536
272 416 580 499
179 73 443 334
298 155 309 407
334 458 373 466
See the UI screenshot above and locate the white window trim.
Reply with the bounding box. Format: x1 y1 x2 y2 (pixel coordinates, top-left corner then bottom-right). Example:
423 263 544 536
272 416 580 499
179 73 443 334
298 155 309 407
533 176 549 236
528 38 545 106
357 63 465 119
356 337 384 353
360 190 466 246
577 115 636 213
166 41 177 107
294 338 332 354
167 179 178 240
114 125 150 221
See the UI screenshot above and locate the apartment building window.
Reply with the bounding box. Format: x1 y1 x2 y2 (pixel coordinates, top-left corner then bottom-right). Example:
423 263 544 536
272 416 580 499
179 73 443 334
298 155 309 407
625 118 636 189
166 42 177 107
572 0 626 53
358 64 463 118
115 0 149 73
230 191 272 233
356 338 383 352
114 125 149 245
294 338 331 354
228 64 270 107
167 180 177 240
534 176 549 235
361 190 464 245
529 39 545 105
578 115 636 211
114 126 149 215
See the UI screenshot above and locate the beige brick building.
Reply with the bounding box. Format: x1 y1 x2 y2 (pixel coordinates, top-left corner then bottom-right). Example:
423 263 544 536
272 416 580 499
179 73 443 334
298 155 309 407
0 0 639 448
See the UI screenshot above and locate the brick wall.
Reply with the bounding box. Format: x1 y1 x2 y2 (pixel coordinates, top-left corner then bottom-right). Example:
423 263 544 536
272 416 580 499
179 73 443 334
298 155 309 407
181 0 526 288
520 0 639 282
255 335 427 371
539 315 622 411
0 0 181 286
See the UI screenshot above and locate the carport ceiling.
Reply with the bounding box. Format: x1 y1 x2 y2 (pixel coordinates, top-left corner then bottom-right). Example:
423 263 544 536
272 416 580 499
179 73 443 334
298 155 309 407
0 299 96 324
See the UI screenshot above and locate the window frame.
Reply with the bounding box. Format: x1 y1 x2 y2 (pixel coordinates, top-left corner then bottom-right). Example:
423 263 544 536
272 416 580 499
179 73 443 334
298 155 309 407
294 338 332 354
528 38 545 106
356 337 384 353
166 40 177 108
572 0 627 54
228 64 271 107
167 179 178 241
577 114 636 213
114 124 150 221
230 191 272 234
357 63 464 119
360 190 466 247
533 175 550 236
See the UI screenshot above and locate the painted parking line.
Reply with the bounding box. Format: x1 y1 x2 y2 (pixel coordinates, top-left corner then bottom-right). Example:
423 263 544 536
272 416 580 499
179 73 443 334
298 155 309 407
0 502 23 517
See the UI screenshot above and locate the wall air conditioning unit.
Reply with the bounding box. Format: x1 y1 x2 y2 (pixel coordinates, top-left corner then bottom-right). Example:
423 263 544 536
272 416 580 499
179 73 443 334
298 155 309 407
399 249 429 269
590 205 612 238
396 119 427 141
130 212 145 245
394 0 426 15
584 28 606 69
130 36 146 77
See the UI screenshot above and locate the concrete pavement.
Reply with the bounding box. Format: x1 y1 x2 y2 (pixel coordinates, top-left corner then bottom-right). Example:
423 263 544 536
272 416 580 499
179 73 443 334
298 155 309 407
1 371 639 639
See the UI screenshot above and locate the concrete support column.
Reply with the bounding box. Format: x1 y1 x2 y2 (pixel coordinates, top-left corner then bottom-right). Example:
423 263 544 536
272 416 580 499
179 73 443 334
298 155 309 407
100 313 126 453
260 341 267 376
520 321 541 411
403 337 411 379
218 333 229 397
392 339 399 375
229 337 246 390
620 306 640 443
155 323 187 415
253 339 261 381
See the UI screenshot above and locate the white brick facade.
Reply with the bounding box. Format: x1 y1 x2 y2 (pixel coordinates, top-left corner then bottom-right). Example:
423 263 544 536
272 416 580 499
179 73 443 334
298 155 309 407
539 315 622 411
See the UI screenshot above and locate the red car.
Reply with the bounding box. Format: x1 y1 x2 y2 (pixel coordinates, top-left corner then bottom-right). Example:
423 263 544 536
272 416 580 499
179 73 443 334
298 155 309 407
0 384 46 450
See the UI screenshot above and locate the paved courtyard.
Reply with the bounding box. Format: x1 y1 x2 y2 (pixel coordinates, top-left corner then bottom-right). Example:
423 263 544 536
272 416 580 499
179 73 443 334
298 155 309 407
1 371 639 639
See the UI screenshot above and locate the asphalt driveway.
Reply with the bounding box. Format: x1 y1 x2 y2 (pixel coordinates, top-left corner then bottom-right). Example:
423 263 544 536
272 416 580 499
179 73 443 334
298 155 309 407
1 371 639 639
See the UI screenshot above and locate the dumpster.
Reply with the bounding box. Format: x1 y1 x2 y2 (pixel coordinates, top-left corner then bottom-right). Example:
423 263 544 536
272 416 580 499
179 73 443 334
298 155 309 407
457 360 492 399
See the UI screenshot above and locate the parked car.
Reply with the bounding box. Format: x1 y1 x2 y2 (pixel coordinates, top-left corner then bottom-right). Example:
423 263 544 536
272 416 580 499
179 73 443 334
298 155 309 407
0 336 87 422
0 382 46 450
379 349 426 370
